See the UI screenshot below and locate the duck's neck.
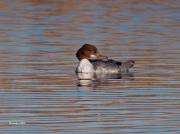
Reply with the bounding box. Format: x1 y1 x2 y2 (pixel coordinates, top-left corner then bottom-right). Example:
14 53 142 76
76 59 94 73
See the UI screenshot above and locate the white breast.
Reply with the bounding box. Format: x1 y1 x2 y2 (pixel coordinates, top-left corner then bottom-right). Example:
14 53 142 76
76 59 94 73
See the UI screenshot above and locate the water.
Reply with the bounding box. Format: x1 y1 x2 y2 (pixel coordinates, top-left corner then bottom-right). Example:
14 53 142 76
0 0 180 133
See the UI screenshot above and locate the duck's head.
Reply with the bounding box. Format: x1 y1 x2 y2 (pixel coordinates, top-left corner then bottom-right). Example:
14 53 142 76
76 44 107 61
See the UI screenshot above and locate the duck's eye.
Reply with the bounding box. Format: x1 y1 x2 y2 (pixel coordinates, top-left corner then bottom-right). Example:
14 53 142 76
90 50 96 53
94 48 97 53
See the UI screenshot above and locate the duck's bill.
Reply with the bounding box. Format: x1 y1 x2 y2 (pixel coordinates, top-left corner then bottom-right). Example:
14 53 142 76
90 53 108 60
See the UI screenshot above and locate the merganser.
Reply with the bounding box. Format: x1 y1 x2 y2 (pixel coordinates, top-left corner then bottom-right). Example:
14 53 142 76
76 44 135 74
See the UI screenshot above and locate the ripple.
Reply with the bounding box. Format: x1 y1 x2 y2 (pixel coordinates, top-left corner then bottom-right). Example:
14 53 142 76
0 0 180 133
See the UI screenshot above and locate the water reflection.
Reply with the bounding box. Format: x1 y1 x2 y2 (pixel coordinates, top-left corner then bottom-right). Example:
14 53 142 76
77 72 134 88
0 0 180 133
77 72 123 80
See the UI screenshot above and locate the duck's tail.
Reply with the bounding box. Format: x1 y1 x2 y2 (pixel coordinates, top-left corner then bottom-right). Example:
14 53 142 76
124 60 135 68
121 60 135 73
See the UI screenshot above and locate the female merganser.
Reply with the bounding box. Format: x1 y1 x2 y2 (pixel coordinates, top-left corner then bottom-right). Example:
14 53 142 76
76 44 135 74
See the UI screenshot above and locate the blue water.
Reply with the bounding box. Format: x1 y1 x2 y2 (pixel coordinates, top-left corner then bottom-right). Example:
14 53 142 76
0 0 180 133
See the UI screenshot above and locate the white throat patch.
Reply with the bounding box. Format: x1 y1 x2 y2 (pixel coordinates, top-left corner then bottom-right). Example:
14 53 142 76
76 59 94 73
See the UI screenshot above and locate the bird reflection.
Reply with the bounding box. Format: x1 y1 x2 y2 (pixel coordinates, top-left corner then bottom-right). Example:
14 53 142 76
76 72 134 87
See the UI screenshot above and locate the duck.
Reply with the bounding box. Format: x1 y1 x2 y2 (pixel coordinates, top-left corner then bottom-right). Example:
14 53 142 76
75 44 135 74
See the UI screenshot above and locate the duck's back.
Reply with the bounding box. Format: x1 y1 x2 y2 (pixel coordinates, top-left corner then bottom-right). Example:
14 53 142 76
89 59 134 73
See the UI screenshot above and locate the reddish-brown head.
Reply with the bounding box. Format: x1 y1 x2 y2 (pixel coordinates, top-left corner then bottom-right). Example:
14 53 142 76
76 44 108 61
76 44 98 60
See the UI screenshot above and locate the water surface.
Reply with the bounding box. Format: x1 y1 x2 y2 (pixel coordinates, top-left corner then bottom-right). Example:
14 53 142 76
0 0 180 133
